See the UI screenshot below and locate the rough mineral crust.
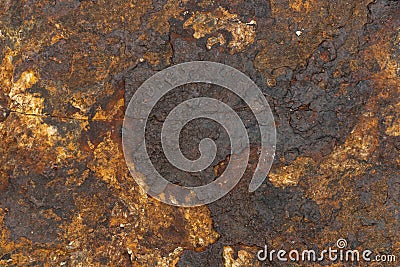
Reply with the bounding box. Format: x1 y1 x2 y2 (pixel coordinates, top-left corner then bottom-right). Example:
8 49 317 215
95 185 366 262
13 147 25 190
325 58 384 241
0 0 399 266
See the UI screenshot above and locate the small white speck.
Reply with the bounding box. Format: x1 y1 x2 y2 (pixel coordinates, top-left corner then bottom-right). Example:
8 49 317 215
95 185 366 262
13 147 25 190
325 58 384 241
246 20 257 25
139 58 145 62
47 125 58 135
296 30 302 36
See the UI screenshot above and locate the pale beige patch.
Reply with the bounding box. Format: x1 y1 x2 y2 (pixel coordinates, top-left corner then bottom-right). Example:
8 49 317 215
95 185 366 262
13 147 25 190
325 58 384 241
0 53 62 149
269 157 316 188
206 33 226 49
8 71 41 114
223 246 262 267
184 6 256 53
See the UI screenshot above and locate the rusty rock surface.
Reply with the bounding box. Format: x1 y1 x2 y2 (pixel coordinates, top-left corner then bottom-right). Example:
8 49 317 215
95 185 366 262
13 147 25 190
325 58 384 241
0 0 399 266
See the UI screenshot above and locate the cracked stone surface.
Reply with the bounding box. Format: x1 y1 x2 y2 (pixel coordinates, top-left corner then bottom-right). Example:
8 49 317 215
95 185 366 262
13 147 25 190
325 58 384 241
0 0 399 266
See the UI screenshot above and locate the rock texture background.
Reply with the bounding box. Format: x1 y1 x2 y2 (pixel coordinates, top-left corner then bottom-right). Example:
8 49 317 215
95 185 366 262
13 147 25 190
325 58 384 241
0 0 398 266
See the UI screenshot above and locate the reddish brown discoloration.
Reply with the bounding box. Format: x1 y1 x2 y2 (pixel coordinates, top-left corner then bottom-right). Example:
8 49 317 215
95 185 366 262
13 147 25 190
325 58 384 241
0 0 399 266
